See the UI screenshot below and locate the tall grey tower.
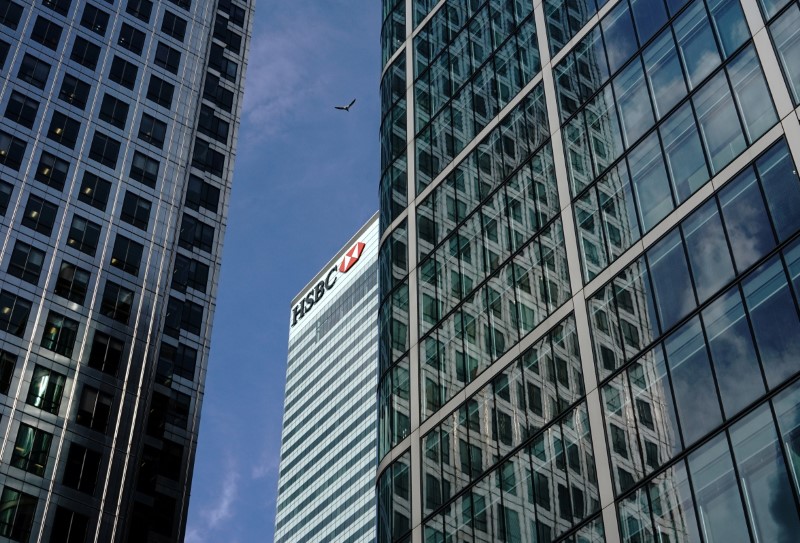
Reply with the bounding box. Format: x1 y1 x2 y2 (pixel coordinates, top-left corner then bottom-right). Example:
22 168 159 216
0 0 252 541
378 1 800 542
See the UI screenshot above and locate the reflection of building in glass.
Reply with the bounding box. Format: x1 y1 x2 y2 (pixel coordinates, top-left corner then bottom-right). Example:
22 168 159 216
275 214 379 543
0 1 252 540
378 0 800 542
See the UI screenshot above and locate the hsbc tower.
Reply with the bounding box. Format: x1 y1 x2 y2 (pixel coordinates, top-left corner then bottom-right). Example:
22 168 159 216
275 212 380 542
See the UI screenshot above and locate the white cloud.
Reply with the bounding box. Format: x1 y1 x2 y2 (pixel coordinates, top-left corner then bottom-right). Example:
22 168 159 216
208 466 240 528
251 453 280 480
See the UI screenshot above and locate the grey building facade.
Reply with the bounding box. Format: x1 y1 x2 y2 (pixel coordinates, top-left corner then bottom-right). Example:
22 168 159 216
0 0 252 541
378 0 800 542
275 213 380 543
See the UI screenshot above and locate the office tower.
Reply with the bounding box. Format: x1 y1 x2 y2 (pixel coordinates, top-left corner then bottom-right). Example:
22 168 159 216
0 0 251 541
275 213 380 543
377 0 800 542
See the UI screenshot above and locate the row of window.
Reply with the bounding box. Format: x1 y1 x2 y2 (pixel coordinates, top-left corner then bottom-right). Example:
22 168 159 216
0 486 89 543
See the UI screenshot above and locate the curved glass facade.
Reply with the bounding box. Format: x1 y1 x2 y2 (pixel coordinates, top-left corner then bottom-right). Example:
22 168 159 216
378 0 800 541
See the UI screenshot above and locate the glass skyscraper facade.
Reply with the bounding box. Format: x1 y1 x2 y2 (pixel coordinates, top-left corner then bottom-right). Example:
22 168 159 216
0 0 252 541
378 0 800 542
276 213 380 543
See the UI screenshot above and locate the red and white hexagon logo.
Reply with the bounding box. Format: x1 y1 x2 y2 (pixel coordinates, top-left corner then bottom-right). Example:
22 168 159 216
339 241 366 273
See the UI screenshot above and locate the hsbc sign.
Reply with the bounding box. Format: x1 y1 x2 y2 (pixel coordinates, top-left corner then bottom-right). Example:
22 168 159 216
291 241 366 327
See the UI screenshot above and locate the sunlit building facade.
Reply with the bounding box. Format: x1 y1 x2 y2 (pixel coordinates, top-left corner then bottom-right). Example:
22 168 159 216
275 213 380 543
0 0 252 541
377 0 800 542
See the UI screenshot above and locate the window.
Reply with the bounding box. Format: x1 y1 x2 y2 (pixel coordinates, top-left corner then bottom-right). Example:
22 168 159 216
5 91 39 128
146 76 174 107
179 214 214 253
89 132 120 168
21 195 58 236
148 390 190 435
42 0 71 15
214 16 242 54
172 254 209 293
126 0 153 22
0 0 23 30
110 235 143 276
0 39 9 70
35 151 69 190
0 291 31 337
70 36 101 70
47 111 81 149
67 215 101 256
31 16 62 50
220 0 245 27
88 331 123 375
161 10 187 41
156 341 197 383
0 181 11 216
40 312 79 357
118 23 145 54
0 130 27 170
76 385 112 433
7 241 45 285
27 364 66 413
168 0 190 10
78 172 111 210
208 44 237 81
198 105 229 143
203 74 233 112
0 487 36 542
54 261 90 305
185 175 220 212
51 507 89 543
192 138 225 177
63 444 101 494
138 113 167 148
164 296 203 337
108 56 138 89
59 74 91 109
99 94 129 129
10 424 52 476
154 42 180 74
120 191 151 229
0 350 15 394
130 152 159 187
80 3 109 36
17 53 51 89
100 281 134 323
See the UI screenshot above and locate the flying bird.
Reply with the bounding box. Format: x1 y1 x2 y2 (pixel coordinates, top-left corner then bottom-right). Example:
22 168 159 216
335 99 356 112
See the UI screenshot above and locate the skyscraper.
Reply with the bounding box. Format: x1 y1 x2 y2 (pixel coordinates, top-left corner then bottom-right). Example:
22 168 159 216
0 0 251 541
275 213 380 543
378 1 800 542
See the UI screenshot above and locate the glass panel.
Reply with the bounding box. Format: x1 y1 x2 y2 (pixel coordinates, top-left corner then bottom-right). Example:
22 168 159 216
602 1 638 72
674 0 721 89
702 287 764 417
693 71 746 173
618 486 653 542
664 317 722 445
682 200 735 301
647 229 696 330
614 59 656 148
644 31 687 119
614 258 661 361
586 86 624 177
727 46 776 142
631 0 668 44
660 102 709 202
773 380 800 497
719 169 776 272
707 0 749 57
598 163 640 262
649 461 702 543
771 5 800 104
688 433 750 543
756 141 800 242
629 133 673 231
760 0 791 20
743 256 800 388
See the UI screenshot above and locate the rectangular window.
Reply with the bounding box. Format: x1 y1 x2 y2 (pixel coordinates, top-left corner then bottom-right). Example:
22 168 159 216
100 281 134 324
172 254 209 293
0 487 36 542
157 342 197 383
164 296 203 336
59 73 91 110
167 0 190 10
70 36 101 70
40 312 79 357
89 132 121 168
0 130 27 170
17 53 51 89
214 16 242 54
35 151 69 191
154 42 181 74
185 175 220 213
76 385 112 433
179 214 214 253
99 94 129 129
138 113 167 148
63 444 101 494
42 0 71 15
118 22 145 54
108 56 138 89
0 181 11 216
110 235 143 276
31 16 62 50
21 195 58 236
203 73 233 112
5 91 39 129
0 291 31 337
7 241 45 285
10 424 52 476
198 105 229 143
0 350 15 394
26 364 66 413
146 75 174 108
80 3 109 36
120 191 151 230
51 507 89 543
47 111 81 149
67 215 101 256
54 261 90 305
78 172 111 211
130 152 159 187
0 39 9 70
192 138 225 177
161 10 187 41
208 43 237 81
126 0 153 22
0 0 23 30
87 331 123 376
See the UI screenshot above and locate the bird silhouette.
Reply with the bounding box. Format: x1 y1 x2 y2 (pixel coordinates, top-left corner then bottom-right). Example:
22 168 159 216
335 99 356 112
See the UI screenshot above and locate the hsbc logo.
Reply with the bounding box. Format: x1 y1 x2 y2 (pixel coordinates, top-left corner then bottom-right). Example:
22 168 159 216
291 240 367 327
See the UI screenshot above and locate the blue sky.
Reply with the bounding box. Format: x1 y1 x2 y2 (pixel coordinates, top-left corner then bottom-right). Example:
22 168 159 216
185 2 381 541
